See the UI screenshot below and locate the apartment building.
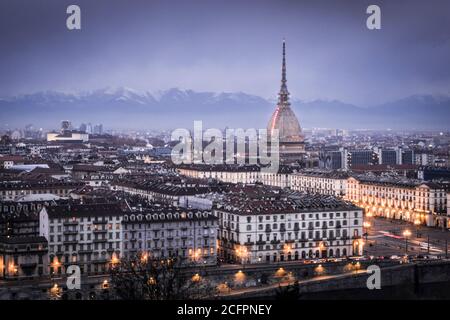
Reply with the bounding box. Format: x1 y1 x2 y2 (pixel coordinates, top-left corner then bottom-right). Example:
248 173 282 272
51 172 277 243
289 170 348 197
122 205 218 265
346 176 448 228
213 185 363 264
39 202 124 275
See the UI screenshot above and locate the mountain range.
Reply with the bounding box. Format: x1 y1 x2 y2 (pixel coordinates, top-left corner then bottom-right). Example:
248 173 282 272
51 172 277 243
0 87 449 130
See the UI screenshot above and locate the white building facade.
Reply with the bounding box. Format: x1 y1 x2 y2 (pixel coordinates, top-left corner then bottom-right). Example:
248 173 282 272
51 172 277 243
214 187 364 264
39 203 123 275
122 209 218 265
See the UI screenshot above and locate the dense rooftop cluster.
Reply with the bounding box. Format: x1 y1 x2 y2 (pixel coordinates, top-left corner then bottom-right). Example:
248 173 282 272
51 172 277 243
215 184 359 214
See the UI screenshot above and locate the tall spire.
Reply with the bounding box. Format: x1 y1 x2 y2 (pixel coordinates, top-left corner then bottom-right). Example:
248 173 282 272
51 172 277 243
278 38 290 107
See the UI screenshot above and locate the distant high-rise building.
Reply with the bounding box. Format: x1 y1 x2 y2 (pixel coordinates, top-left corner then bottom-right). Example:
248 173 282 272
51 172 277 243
79 123 87 132
375 148 397 165
86 123 93 134
414 151 434 166
373 146 414 166
61 120 71 133
400 148 414 165
347 149 378 168
320 149 345 170
267 40 305 163
93 124 103 135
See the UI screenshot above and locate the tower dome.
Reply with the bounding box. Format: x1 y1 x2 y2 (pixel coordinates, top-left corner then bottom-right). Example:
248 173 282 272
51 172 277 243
267 39 305 162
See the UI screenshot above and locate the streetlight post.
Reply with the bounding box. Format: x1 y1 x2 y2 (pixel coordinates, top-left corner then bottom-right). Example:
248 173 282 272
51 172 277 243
403 230 411 256
414 219 420 238
363 222 371 242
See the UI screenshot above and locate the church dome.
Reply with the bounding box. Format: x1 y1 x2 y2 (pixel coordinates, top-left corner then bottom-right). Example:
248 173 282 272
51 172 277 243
268 105 304 143
267 39 304 143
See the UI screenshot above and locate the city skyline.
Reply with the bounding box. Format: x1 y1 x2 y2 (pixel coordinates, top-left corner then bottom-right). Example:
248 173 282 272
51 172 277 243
1 0 450 303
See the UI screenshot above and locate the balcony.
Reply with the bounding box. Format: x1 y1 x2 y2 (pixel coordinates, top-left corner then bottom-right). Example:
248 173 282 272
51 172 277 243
270 240 280 245
92 258 108 264
93 229 108 234
244 241 254 246
63 240 78 245
285 239 295 243
63 230 78 235
63 221 78 226
20 262 37 268
256 240 266 245
93 220 108 225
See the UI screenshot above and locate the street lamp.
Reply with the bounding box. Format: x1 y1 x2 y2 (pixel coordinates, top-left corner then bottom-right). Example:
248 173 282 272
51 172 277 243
414 219 420 238
403 230 412 255
363 221 371 242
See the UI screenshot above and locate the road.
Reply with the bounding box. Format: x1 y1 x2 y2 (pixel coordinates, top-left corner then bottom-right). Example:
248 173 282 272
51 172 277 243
365 217 450 257
219 269 367 297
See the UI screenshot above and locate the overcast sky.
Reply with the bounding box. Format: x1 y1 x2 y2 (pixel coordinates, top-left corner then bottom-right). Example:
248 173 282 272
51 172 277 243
1 0 449 106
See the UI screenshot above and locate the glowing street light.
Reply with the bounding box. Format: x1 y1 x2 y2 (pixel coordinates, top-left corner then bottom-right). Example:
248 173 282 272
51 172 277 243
414 219 421 238
275 267 286 278
363 221 371 241
403 230 412 255
111 253 120 265
234 270 245 284
8 261 18 275
50 283 61 299
141 252 149 263
314 264 325 276
235 246 249 264
192 273 201 282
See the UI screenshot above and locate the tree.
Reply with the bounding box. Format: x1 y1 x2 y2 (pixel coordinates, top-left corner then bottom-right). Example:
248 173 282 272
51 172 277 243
109 254 215 300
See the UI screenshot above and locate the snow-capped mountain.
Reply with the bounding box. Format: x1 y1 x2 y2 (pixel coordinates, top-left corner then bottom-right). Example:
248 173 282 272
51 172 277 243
0 88 449 130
